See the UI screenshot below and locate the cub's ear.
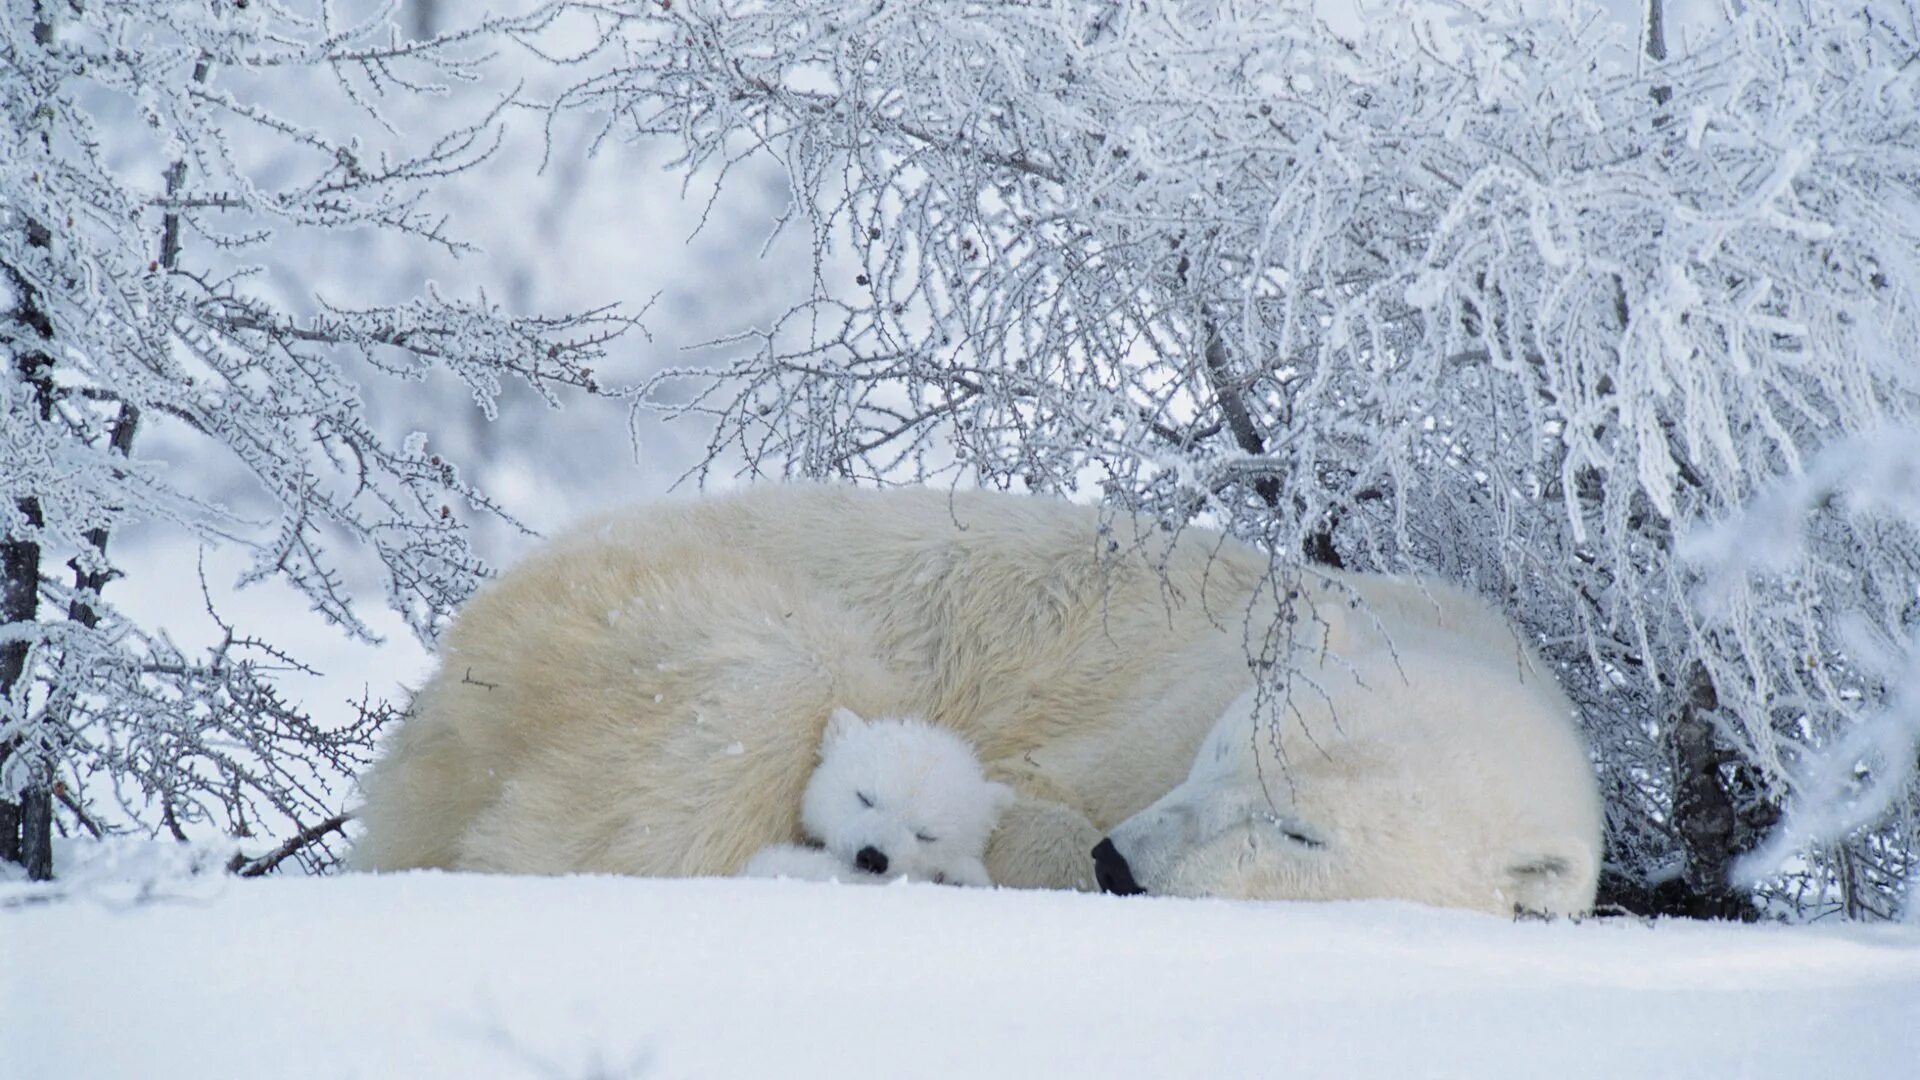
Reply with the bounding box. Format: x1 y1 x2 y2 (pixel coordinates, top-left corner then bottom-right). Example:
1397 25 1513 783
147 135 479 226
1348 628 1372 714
983 780 1016 817
824 706 866 747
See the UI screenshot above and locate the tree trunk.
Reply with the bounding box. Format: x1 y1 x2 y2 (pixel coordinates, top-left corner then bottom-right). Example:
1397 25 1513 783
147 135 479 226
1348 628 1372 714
2 361 54 879
2 372 51 879
3 6 60 877
2 210 55 879
0 495 39 868
1666 666 1758 920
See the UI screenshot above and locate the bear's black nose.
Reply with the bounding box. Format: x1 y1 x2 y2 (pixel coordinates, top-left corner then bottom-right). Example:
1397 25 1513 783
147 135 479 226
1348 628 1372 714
855 846 889 875
1092 838 1145 896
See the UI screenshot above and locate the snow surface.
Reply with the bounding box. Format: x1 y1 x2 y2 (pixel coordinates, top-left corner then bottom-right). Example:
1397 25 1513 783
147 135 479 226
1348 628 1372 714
5 844 1918 1079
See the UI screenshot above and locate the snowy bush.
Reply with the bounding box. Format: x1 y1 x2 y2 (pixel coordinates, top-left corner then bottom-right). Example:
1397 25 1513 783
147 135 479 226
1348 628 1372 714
1683 429 1920 918
0 0 640 877
580 0 1920 917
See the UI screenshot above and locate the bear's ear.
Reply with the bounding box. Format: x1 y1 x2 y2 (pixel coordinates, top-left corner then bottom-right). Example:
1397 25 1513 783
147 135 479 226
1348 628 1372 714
824 706 866 747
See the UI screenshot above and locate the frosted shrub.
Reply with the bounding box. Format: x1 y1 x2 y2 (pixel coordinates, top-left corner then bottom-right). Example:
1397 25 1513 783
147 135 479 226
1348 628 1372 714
1 0 638 876
578 0 1919 916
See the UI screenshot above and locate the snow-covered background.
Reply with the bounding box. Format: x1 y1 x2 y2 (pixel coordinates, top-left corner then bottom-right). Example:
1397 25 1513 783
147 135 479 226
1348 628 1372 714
88 0 818 750
4 839 1918 1079
7 0 1920 1073
70 0 1773 768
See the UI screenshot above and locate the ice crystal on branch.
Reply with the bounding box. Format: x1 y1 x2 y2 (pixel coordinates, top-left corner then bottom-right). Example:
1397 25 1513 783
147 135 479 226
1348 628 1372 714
1 0 640 876
588 0 1920 916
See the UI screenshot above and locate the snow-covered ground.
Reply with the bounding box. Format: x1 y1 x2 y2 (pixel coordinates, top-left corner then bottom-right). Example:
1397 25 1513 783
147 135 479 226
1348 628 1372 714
5 842 1917 1079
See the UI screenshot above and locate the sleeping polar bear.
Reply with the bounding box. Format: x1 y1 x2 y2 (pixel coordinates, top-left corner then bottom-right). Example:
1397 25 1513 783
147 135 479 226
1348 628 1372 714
351 485 1603 915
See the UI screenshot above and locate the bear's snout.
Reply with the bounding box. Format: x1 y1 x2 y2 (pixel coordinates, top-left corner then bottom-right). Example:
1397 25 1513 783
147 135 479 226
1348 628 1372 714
855 846 889 875
1092 838 1145 896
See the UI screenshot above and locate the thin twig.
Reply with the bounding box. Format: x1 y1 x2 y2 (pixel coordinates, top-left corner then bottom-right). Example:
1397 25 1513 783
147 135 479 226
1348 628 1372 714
230 811 354 878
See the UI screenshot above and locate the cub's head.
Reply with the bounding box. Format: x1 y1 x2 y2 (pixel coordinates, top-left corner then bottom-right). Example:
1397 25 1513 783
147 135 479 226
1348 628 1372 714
801 708 1013 885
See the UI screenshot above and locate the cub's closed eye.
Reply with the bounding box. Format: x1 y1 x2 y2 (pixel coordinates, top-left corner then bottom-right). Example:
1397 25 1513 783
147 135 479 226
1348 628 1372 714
914 831 937 843
856 792 874 808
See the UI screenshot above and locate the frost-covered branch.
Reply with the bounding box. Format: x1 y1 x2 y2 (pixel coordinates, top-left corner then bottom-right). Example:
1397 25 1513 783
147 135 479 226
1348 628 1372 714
576 0 1920 917
1685 429 1920 919
1 0 642 874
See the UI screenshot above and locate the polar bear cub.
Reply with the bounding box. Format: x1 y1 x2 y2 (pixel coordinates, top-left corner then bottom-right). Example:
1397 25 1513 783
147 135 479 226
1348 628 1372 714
742 708 1013 886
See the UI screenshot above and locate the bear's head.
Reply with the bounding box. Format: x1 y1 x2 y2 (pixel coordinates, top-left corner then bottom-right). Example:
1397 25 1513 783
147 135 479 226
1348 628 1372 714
1094 638 1602 916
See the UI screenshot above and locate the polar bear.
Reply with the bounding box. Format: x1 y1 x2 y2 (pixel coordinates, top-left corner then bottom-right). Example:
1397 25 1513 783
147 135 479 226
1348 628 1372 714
741 708 1013 885
348 545 921 877
351 485 1603 915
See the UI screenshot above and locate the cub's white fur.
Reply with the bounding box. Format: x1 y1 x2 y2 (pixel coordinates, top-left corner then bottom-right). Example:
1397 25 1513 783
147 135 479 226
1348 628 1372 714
353 485 1603 915
738 844 865 883
742 708 1011 886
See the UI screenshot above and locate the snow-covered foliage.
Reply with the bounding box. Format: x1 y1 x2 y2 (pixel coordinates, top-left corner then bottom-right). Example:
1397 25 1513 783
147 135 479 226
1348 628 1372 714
583 0 1920 917
0 0 640 875
1684 429 1920 917
261 1 808 544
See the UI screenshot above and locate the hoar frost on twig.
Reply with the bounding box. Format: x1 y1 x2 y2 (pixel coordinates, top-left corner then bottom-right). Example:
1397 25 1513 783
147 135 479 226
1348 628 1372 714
1684 429 1920 919
570 0 1919 916
1 0 642 876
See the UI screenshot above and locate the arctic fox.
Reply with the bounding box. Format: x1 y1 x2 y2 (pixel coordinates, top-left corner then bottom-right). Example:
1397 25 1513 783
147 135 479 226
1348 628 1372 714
742 708 1013 886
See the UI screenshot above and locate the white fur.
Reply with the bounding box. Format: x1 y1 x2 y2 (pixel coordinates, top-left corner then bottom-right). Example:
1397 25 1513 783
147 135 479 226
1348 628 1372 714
1102 578 1603 914
787 708 1009 885
741 709 1010 886
739 843 876 883
352 485 1603 915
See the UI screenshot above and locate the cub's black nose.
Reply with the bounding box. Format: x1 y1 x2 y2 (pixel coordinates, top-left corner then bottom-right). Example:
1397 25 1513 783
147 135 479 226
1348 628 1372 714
855 846 889 875
1092 838 1145 896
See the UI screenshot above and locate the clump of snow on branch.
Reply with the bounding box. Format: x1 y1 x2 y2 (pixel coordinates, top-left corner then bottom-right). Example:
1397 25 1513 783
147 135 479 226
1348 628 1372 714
1 0 639 870
577 0 1919 915
1683 429 1920 913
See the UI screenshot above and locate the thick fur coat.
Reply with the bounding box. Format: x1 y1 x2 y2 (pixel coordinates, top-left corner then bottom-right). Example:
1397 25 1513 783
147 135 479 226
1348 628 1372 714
352 486 1603 913
740 708 1012 886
